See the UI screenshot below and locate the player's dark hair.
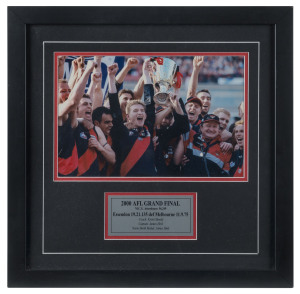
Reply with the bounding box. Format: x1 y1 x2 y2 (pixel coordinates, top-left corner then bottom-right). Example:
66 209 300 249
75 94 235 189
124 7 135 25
165 112 174 119
196 89 211 97
118 89 135 100
92 107 113 123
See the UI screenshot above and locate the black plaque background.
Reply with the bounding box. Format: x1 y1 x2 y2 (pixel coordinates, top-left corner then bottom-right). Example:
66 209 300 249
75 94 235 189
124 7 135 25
8 7 293 287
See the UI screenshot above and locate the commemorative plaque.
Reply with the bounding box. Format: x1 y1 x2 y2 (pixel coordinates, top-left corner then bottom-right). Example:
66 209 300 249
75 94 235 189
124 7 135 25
105 193 197 239
8 7 293 287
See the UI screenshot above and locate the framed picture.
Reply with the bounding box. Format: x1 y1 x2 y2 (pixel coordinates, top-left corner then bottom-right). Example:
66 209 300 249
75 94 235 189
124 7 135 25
8 6 293 287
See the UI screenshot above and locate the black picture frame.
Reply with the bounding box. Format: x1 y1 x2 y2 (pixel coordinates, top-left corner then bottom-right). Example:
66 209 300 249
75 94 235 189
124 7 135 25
8 6 293 287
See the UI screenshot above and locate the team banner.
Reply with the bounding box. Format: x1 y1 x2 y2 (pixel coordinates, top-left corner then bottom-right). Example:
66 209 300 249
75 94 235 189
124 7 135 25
63 56 125 101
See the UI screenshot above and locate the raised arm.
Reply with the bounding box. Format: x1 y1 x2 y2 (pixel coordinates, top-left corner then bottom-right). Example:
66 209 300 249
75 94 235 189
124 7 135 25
107 63 123 122
58 56 66 80
154 106 172 127
92 73 103 109
186 56 204 98
68 57 79 90
88 126 116 165
87 57 103 108
58 60 96 119
169 88 184 115
116 57 139 84
74 56 85 85
108 63 128 142
155 88 185 127
143 59 155 131
108 63 118 94
156 91 190 138
87 72 97 99
133 76 144 100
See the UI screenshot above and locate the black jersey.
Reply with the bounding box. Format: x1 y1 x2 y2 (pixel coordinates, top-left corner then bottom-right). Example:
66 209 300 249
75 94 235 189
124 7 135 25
229 149 244 177
109 84 157 177
58 118 78 176
74 124 102 177
155 106 189 176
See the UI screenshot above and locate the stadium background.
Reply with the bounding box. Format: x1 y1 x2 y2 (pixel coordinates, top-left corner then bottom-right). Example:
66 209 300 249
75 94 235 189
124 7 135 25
63 55 244 125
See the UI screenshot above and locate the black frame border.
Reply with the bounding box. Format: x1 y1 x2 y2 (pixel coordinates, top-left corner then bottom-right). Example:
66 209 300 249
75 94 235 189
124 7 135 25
8 6 293 287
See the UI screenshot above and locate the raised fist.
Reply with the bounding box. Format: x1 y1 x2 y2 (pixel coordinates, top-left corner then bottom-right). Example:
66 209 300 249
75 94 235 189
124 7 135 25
92 72 102 83
58 56 66 66
143 58 153 74
72 58 78 71
107 63 119 76
126 57 139 69
193 56 204 70
94 56 103 73
77 56 85 69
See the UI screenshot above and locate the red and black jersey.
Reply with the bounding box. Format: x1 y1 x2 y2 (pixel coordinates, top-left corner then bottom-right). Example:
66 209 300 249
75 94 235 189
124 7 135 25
154 109 189 176
183 134 232 177
154 135 181 176
74 124 102 177
182 118 202 152
112 125 156 177
229 149 244 177
109 85 157 177
58 118 78 176
162 136 178 167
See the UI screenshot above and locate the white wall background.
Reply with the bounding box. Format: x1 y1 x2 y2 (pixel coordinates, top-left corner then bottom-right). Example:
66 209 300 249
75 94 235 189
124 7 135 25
1 1 298 294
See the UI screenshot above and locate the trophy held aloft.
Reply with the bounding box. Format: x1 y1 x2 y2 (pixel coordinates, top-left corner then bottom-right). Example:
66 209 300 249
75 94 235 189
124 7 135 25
151 57 178 105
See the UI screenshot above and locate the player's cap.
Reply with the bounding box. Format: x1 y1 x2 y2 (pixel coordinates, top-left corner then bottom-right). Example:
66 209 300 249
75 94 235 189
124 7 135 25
185 96 203 106
201 114 220 124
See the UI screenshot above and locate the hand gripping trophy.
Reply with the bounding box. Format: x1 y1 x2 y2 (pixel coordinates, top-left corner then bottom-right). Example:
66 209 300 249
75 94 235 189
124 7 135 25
150 57 180 105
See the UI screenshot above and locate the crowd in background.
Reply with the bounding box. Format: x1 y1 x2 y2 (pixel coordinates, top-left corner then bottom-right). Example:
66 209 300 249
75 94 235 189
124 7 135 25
57 55 245 178
124 56 244 83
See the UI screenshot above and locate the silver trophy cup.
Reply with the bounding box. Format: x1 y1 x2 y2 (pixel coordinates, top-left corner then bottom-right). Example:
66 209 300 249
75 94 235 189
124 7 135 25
151 57 177 105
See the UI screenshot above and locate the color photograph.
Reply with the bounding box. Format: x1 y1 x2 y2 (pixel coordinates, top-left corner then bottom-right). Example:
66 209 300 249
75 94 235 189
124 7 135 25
55 53 248 181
